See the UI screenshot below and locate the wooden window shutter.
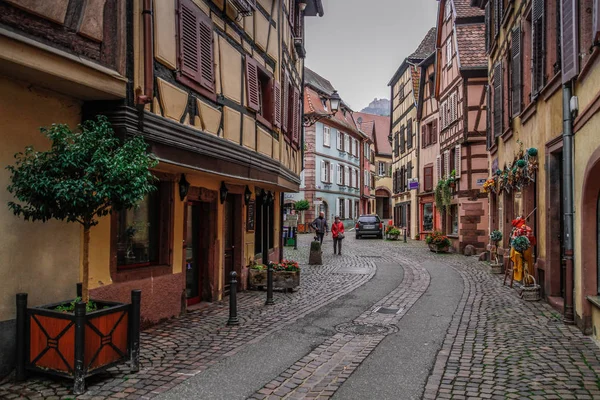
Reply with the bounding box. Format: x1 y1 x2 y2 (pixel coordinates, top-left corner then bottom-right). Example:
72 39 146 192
444 151 450 179
292 87 301 146
486 84 493 150
198 16 214 91
432 119 438 143
454 145 461 176
494 0 500 38
532 0 546 95
594 0 600 43
320 160 326 182
400 127 405 153
245 56 260 111
424 166 433 192
485 2 491 52
436 155 442 182
273 81 282 128
407 119 413 149
282 74 289 134
561 0 579 83
493 62 503 137
179 0 201 83
511 25 522 116
421 124 427 148
407 161 412 179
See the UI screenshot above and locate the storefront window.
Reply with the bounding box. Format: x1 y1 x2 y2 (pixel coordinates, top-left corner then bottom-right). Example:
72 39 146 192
450 205 459 235
423 203 433 231
117 191 160 267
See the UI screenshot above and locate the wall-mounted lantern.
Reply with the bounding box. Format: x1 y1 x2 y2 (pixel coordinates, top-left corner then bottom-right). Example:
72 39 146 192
178 174 190 201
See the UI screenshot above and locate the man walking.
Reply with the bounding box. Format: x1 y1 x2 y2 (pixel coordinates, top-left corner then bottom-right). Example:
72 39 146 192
310 211 328 244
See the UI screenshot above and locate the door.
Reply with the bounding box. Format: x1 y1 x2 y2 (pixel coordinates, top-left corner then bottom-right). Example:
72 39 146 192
185 202 201 305
597 193 600 294
223 195 235 296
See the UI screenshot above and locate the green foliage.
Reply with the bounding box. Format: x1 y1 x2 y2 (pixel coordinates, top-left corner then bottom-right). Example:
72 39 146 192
490 230 503 243
387 227 401 236
434 179 453 212
6 115 158 228
294 199 310 211
512 236 531 253
54 297 106 313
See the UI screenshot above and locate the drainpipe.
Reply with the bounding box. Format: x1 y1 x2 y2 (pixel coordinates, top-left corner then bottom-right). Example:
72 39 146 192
137 0 153 104
562 82 575 325
279 193 284 261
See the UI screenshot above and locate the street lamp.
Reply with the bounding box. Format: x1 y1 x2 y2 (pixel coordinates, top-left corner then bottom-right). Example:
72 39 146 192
219 181 228 204
244 186 252 205
303 90 342 127
178 174 190 201
298 0 307 11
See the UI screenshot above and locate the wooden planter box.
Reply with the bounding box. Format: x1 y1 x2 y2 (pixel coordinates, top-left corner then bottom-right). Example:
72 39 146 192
248 269 300 291
490 262 504 274
387 234 399 240
16 286 141 395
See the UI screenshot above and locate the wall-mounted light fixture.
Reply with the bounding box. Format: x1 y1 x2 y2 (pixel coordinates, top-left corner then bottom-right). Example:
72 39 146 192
178 174 190 201
303 90 342 127
219 181 228 204
244 186 252 205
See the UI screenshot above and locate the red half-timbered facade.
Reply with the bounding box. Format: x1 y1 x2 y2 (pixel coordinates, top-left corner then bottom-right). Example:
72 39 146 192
435 0 489 252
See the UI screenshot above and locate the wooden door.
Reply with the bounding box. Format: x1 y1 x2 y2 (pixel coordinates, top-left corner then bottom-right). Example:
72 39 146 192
223 196 235 295
184 202 201 305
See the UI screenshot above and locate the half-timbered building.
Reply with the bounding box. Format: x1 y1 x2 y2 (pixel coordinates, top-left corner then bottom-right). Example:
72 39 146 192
435 0 488 253
0 0 323 375
389 28 437 237
416 50 442 239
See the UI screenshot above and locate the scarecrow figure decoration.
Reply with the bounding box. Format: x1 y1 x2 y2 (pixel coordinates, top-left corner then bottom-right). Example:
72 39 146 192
509 216 536 284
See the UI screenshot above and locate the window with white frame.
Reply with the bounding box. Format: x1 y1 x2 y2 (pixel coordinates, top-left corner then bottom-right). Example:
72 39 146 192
378 162 385 176
344 166 350 186
446 37 452 66
337 131 343 151
344 134 350 154
336 164 343 185
365 170 368 186
345 198 350 219
323 126 331 147
300 170 305 188
353 138 358 157
352 169 356 188
320 160 331 183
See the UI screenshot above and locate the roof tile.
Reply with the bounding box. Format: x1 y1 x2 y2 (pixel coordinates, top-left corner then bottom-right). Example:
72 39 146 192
456 24 487 69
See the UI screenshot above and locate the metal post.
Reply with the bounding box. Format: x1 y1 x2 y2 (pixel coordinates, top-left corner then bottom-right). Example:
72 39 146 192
76 282 82 298
562 83 575 325
403 227 407 243
266 263 275 305
293 227 298 250
130 290 141 372
73 302 86 395
227 271 239 325
15 293 27 381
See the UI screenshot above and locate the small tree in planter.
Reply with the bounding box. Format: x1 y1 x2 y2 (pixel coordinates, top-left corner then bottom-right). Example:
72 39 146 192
7 116 157 393
294 199 310 226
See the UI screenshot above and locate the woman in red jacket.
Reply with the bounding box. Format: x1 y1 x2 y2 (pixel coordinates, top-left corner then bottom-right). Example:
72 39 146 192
331 216 345 256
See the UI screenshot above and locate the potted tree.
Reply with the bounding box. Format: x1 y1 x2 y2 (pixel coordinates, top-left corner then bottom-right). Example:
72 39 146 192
7 116 157 394
489 230 503 274
294 199 310 233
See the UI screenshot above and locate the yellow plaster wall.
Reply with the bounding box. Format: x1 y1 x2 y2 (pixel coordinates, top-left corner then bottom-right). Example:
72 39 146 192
254 11 270 52
243 115 257 150
153 0 177 69
156 78 188 122
197 99 222 135
573 61 600 318
223 106 242 144
0 77 81 321
257 127 273 157
219 37 243 104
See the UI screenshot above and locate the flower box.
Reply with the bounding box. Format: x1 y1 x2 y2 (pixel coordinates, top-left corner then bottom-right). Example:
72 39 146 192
248 269 300 291
15 286 140 394
490 262 503 274
428 244 449 253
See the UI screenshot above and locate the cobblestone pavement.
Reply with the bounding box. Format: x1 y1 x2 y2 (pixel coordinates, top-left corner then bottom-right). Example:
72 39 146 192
3 235 600 399
0 236 376 400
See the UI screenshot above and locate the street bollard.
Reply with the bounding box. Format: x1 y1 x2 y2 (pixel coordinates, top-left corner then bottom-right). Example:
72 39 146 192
76 282 82 298
73 301 86 395
130 290 141 372
293 227 298 250
15 293 27 382
266 263 275 305
403 228 407 243
227 271 240 326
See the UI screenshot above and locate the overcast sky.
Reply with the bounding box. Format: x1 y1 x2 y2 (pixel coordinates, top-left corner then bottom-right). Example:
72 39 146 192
304 0 440 112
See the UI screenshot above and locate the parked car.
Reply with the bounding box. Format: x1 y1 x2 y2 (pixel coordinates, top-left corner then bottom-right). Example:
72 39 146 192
355 215 383 239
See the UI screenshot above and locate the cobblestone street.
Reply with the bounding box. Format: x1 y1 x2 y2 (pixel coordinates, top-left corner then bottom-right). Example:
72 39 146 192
2 235 600 399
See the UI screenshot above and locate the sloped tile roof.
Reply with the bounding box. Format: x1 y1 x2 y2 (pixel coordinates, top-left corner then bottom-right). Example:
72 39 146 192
408 27 437 61
411 65 421 107
456 24 487 69
453 0 485 18
304 86 360 134
304 67 335 95
353 112 392 156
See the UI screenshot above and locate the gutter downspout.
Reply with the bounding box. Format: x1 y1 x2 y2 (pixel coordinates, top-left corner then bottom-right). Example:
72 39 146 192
562 82 575 325
137 0 153 104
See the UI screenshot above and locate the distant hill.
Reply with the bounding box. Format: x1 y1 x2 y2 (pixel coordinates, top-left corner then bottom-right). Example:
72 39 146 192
360 98 390 116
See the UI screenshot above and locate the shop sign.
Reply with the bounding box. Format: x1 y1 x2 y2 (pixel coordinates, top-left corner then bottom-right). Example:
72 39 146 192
246 200 255 232
476 178 487 186
408 178 419 190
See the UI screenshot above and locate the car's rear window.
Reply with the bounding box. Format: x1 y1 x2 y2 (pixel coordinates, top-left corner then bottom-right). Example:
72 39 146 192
358 216 379 223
